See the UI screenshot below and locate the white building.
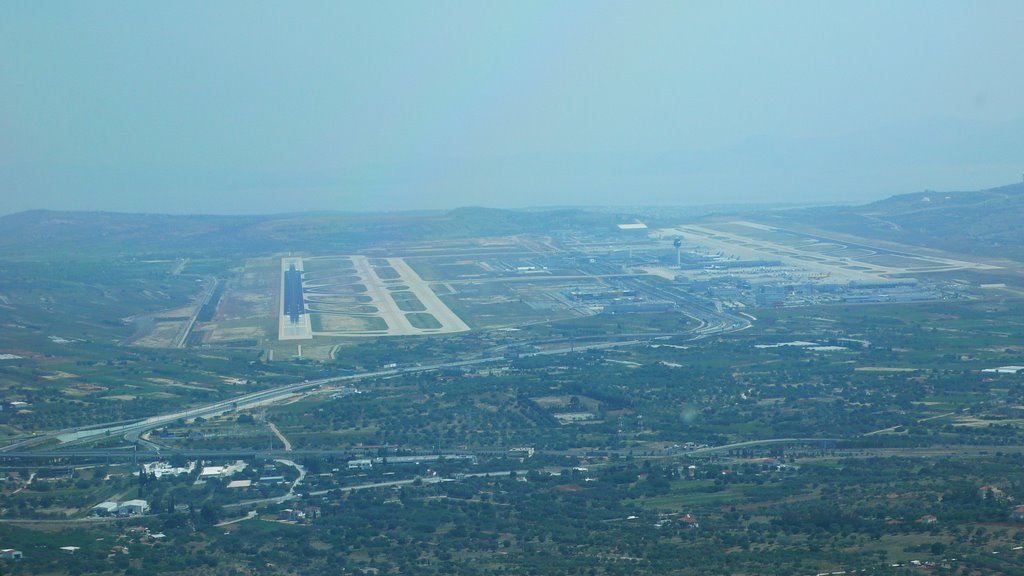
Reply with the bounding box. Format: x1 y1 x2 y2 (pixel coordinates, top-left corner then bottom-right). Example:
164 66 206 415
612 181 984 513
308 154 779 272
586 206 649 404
117 499 150 516
92 501 119 516
982 365 1024 374
199 460 248 478
143 460 195 478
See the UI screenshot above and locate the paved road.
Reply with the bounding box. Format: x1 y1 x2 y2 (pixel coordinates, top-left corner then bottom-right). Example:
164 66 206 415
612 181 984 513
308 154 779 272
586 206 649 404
268 422 292 451
389 257 470 334
273 459 305 503
8 334 698 453
216 510 257 527
175 276 218 348
351 255 417 335
32 357 506 450
2 295 746 455
224 469 527 511
686 438 841 455
0 436 842 466
863 411 956 436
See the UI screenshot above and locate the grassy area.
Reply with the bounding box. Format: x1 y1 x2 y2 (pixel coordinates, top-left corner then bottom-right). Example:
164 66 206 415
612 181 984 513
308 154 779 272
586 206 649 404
373 266 400 280
630 481 750 509
391 291 427 312
406 313 442 329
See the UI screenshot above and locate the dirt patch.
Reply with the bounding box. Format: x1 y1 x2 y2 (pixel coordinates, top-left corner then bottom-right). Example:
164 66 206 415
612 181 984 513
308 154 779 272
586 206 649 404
43 371 78 380
532 396 571 408
205 326 265 342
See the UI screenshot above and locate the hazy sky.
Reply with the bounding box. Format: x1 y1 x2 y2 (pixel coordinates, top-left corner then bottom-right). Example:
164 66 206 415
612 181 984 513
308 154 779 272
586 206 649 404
3 1 1023 215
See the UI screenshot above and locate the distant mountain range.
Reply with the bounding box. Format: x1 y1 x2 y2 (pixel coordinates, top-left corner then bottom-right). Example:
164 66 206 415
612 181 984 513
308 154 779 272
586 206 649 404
2 181 1022 260
0 206 627 259
766 181 1024 261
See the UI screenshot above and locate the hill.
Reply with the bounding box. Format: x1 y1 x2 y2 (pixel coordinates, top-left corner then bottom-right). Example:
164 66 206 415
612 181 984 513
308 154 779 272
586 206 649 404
0 207 629 259
768 181 1024 260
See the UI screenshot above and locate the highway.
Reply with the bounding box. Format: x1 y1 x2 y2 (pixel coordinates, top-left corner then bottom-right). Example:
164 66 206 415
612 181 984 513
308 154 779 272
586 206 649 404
40 356 509 450
1 281 750 457
2 333 703 454
10 439 1021 466
0 438 844 464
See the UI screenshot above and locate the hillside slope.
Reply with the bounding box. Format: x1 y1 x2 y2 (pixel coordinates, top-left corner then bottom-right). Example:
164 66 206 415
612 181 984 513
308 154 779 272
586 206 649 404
769 181 1024 260
0 207 627 259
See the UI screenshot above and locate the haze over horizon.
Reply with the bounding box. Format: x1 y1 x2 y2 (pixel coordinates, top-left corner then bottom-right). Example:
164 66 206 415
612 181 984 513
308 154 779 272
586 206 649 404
3 1 1023 216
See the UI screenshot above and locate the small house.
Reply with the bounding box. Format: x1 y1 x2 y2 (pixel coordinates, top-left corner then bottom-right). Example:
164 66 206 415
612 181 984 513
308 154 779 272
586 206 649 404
679 514 700 529
1011 505 1024 521
282 508 306 522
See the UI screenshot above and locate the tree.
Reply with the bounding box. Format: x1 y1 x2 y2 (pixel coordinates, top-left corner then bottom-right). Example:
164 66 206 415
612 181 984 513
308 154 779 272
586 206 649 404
200 502 221 526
